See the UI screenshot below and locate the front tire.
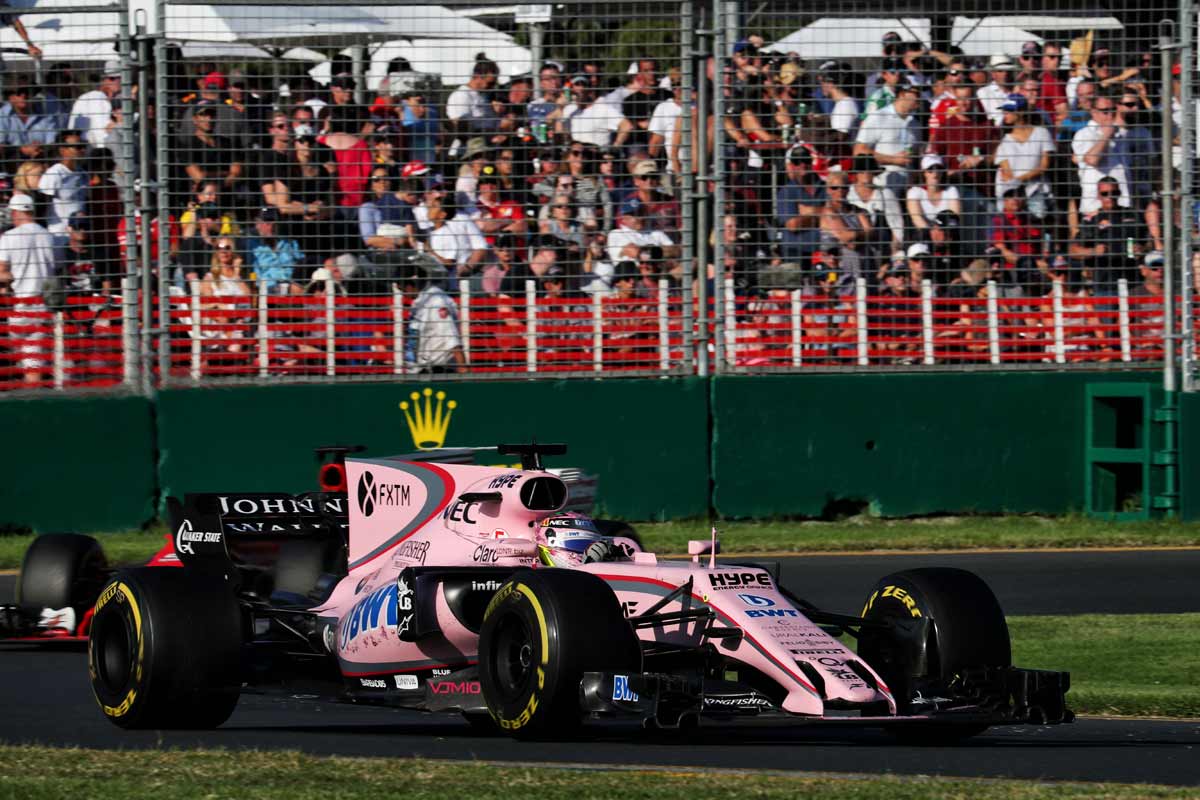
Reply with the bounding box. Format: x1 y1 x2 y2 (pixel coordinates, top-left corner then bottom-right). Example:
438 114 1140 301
17 533 107 615
858 567 1011 744
88 567 243 729
478 569 640 739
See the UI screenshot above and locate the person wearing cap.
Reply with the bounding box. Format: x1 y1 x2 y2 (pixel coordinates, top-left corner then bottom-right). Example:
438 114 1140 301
174 101 243 212
247 207 305 295
177 182 237 283
907 154 962 233
1133 251 1165 301
54 213 99 306
396 256 465 374
776 144 825 261
476 164 527 247
978 56 1015 127
621 158 680 246
864 59 903 119
1071 93 1131 216
39 130 88 241
606 203 673 265
988 187 1046 295
178 71 227 137
927 210 965 288
0 192 54 383
69 61 121 149
0 85 57 159
853 83 921 197
994 93 1054 219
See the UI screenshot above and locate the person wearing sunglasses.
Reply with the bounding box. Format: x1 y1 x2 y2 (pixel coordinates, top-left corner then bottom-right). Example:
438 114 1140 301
1071 94 1131 215
1069 176 1144 297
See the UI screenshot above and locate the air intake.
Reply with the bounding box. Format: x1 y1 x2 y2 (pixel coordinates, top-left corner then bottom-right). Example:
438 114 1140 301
519 477 567 511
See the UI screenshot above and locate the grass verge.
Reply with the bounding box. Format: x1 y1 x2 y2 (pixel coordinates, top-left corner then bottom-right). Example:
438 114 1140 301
0 747 1194 799
1009 613 1200 719
2 515 1200 570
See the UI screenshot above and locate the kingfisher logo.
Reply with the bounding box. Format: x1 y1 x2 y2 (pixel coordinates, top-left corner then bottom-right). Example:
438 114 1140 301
356 471 411 517
400 387 457 451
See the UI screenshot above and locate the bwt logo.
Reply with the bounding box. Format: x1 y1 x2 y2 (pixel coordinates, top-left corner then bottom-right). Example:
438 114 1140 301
612 675 639 702
356 471 411 517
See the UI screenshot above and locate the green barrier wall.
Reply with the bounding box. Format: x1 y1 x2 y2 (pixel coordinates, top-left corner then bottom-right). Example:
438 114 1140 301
711 372 1158 518
156 378 709 520
0 395 156 531
1182 393 1200 521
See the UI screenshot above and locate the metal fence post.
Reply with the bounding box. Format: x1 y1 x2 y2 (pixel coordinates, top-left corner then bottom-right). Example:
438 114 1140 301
658 278 670 371
710 0 726 372
122 276 137 387
1118 279 1132 362
393 286 405 376
257 281 269 378
458 279 471 367
791 289 802 368
680 0 696 375
189 280 201 382
921 279 934 366
1179 0 1196 391
855 278 868 366
1052 282 1066 365
325 280 335 377
52 313 65 390
592 293 603 373
525 280 536 373
986 282 1000 365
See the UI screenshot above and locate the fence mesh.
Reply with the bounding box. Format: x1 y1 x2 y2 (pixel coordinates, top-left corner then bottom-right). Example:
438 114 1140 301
0 0 1194 391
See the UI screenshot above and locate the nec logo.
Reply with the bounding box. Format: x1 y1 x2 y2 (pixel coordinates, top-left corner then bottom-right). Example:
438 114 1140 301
709 572 772 589
356 471 411 517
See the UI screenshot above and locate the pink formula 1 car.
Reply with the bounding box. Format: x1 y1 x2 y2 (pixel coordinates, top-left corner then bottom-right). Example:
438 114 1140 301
83 444 1070 740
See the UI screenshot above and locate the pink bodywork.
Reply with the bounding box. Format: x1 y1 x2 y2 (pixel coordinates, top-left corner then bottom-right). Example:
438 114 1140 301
305 457 896 718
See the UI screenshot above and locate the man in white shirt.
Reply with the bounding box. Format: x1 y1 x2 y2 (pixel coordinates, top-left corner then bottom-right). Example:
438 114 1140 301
606 208 673 264
445 59 499 156
853 84 921 196
0 194 56 383
398 266 464 373
38 131 89 240
69 61 121 149
818 69 860 139
1071 96 1131 215
978 56 1015 127
647 81 684 177
427 198 488 277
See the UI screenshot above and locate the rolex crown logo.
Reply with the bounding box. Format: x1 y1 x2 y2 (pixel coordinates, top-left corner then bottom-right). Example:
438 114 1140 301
400 388 457 451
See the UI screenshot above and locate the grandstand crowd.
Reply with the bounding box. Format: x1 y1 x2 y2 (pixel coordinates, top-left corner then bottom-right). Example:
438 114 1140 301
0 26 1196 380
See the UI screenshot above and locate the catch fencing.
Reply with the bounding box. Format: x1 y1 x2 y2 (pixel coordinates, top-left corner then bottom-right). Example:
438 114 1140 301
0 0 1194 392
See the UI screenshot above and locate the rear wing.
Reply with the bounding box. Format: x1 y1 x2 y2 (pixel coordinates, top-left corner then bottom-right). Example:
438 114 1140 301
164 492 347 569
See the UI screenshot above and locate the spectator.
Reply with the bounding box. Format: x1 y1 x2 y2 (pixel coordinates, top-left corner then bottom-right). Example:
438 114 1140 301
1071 94 1131 215
620 159 680 246
496 75 532 139
400 91 440 167
541 193 586 254
175 102 242 211
989 188 1047 295
1039 42 1069 119
1132 250 1164 300
360 166 408 250
563 144 612 231
1069 176 1143 294
620 58 668 154
907 154 961 232
397 262 465 373
817 68 860 141
69 62 121 149
647 77 684 181
994 94 1054 219
39 131 89 240
527 61 566 142
455 137 490 209
319 106 372 211
0 85 56 165
1116 89 1156 210
476 233 522 297
446 57 500 153
54 213 98 304
606 206 673 265
569 83 627 149
327 74 372 137
0 193 54 383
853 83 921 197
864 58 903 118
775 144 825 262
978 56 1015 126
177 196 225 284
426 197 488 278
819 172 870 284
580 232 614 296
247 208 305 294
12 159 47 225
476 164 528 245
198 236 251 353
927 210 964 288
847 154 904 251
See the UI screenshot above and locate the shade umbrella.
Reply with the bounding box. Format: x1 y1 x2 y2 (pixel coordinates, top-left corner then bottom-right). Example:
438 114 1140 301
307 36 532 90
765 18 932 61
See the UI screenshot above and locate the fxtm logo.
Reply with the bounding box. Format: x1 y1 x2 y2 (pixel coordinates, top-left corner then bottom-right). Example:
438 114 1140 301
356 471 411 517
399 387 457 451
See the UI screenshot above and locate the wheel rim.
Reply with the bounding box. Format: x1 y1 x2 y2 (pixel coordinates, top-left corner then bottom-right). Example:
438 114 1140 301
490 611 537 701
92 607 134 695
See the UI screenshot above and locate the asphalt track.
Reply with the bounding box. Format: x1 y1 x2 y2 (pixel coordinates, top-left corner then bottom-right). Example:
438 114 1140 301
2 550 1199 786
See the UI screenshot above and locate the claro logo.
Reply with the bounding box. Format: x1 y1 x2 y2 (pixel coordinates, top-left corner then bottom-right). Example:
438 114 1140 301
356 471 411 517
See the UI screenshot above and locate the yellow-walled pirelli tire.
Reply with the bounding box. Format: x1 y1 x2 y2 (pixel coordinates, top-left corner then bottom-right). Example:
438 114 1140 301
88 568 243 730
858 567 1011 744
478 569 641 739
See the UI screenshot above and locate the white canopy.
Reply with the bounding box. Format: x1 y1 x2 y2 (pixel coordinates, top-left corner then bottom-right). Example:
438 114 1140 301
950 17 1042 58
307 36 532 90
765 18 932 61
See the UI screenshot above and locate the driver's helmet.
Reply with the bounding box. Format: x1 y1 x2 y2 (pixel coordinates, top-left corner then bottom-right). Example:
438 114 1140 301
537 512 606 567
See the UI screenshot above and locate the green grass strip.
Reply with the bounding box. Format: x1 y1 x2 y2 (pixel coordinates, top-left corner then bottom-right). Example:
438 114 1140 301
1009 614 1200 719
3 515 1200 570
0 747 1194 800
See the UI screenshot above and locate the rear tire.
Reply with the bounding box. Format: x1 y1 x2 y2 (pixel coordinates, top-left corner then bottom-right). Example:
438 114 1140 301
17 533 107 615
88 567 243 729
858 567 1010 744
478 569 640 739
